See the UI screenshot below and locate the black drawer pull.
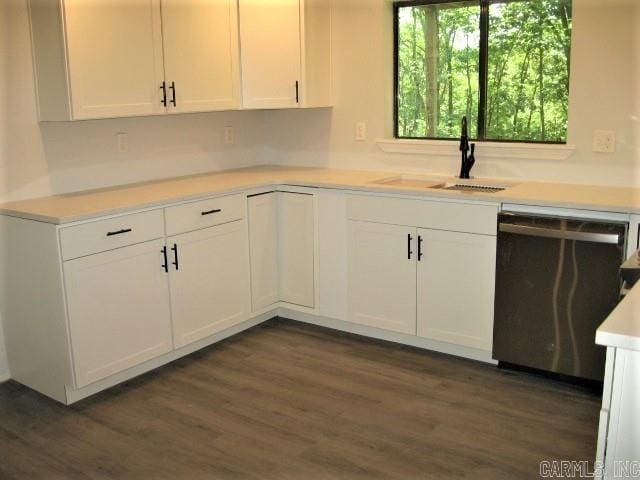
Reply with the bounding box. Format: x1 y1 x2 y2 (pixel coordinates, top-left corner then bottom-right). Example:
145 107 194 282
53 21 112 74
171 243 179 271
201 208 222 216
418 235 423 261
169 81 176 107
106 228 132 237
161 246 169 273
160 81 167 106
407 234 413 260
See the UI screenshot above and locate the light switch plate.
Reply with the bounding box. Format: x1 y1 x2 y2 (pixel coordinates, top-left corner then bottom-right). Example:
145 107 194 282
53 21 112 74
224 126 235 145
355 122 367 141
592 130 616 153
116 133 128 153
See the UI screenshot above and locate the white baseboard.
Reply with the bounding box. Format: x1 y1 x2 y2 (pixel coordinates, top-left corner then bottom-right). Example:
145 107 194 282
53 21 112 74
0 371 10 383
279 308 497 365
11 307 496 404
65 311 276 404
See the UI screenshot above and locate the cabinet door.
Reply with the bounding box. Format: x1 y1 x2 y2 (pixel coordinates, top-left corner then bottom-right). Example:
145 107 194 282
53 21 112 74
278 192 315 307
239 0 301 108
63 239 173 388
63 0 165 119
348 221 417 335
169 221 251 348
161 0 240 113
417 229 496 350
248 193 279 311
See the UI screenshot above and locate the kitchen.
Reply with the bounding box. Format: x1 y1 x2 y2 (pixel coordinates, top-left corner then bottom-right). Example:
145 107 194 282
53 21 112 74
0 0 639 479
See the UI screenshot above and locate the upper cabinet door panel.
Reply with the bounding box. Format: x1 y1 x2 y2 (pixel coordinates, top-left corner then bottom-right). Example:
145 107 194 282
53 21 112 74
63 0 165 119
239 0 301 109
161 0 241 113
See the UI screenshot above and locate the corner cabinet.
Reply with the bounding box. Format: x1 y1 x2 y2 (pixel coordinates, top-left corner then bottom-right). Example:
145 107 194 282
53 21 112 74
29 0 241 120
247 191 316 311
238 0 332 109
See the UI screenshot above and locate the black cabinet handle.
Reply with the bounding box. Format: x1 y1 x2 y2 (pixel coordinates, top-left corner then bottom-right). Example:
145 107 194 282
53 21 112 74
106 228 132 237
407 234 413 260
161 246 169 273
418 235 423 261
169 81 176 107
160 81 167 106
201 208 222 216
171 243 179 271
295 80 299 103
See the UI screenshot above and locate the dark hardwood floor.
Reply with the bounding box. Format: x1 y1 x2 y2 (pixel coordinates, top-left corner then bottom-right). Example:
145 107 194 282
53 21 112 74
0 318 601 480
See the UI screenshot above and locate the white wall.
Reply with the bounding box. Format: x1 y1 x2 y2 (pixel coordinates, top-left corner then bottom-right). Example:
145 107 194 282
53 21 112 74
267 0 640 187
0 0 271 204
1 0 639 382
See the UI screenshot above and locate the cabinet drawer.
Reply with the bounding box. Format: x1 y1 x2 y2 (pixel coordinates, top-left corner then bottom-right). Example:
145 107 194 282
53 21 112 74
347 195 498 236
60 210 165 260
165 194 245 236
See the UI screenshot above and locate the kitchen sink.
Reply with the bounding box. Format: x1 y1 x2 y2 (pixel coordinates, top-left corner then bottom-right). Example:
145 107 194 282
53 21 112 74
434 183 507 194
371 175 445 189
372 175 518 194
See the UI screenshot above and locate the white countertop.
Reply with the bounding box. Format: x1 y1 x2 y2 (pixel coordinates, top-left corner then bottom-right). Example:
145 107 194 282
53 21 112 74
0 165 639 224
596 283 640 352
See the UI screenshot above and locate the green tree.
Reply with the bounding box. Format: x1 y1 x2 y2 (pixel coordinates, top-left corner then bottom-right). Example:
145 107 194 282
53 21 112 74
397 0 572 142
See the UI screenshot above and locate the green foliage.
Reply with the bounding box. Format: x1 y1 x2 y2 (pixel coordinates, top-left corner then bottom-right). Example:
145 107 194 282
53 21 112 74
396 0 572 142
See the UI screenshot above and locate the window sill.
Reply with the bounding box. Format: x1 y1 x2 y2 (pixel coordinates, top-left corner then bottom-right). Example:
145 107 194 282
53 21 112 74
375 138 576 161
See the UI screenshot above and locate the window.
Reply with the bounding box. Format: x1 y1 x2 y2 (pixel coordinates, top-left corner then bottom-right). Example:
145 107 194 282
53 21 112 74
394 0 572 143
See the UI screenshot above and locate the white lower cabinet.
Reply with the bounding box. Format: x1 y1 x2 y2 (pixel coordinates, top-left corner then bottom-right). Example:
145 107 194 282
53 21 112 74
63 239 173 388
417 229 496 350
278 192 315 308
248 193 280 311
168 220 251 348
348 221 417 335
248 191 315 311
346 195 498 348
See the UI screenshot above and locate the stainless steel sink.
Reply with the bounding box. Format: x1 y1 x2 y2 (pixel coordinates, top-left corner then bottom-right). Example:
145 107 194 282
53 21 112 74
371 175 517 194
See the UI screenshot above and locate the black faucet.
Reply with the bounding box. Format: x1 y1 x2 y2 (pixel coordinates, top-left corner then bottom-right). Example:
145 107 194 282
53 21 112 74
458 116 476 179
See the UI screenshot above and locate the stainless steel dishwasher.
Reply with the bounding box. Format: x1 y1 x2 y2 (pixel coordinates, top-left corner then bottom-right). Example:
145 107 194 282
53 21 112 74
493 212 627 381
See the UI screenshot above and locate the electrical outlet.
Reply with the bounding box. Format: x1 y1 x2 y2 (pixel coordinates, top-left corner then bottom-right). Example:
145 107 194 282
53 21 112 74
224 126 235 145
592 130 616 153
117 133 128 153
355 122 367 141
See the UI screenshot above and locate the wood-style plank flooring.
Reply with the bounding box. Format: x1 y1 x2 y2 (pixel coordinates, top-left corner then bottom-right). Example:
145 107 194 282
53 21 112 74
0 318 601 480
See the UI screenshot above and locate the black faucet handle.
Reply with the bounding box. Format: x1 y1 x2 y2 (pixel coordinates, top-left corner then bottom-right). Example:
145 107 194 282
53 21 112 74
467 143 476 173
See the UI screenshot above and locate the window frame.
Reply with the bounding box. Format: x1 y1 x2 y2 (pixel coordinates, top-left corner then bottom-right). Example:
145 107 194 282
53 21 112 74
393 0 568 145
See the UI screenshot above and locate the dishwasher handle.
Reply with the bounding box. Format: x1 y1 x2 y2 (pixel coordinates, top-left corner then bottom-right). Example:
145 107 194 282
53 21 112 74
498 223 622 245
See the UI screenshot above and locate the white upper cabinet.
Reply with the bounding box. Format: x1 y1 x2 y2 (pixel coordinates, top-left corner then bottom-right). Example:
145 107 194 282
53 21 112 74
239 0 301 109
31 0 166 120
238 0 332 109
29 0 241 120
29 0 330 119
161 0 241 113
